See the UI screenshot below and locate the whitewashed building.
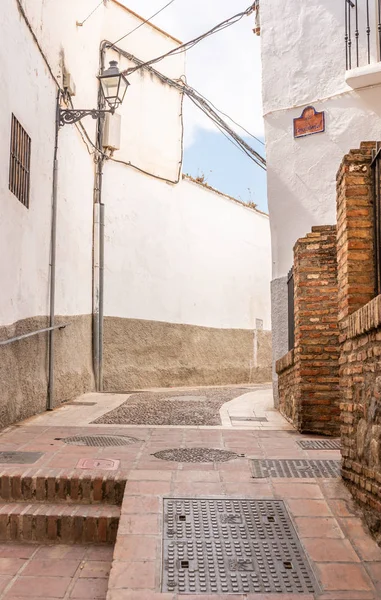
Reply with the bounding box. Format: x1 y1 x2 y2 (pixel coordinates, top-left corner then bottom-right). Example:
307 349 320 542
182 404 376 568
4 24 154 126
258 0 381 402
0 0 271 427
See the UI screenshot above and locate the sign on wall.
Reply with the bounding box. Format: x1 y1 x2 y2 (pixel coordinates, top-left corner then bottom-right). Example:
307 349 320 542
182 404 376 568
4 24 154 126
293 106 325 139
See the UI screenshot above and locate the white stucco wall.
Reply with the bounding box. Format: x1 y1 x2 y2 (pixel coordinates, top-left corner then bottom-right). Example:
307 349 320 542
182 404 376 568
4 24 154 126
261 0 381 280
2 0 271 338
0 0 56 327
1 0 183 328
103 170 271 330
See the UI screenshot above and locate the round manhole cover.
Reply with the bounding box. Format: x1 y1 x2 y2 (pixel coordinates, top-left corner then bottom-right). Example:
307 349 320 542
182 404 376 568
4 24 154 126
152 448 239 463
60 435 141 447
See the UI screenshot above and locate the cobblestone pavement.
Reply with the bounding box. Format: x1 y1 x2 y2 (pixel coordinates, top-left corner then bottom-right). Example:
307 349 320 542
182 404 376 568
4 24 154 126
0 544 113 599
0 385 380 599
92 387 256 426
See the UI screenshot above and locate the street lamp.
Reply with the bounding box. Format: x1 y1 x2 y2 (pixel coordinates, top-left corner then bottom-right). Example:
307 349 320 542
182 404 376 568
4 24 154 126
59 61 130 126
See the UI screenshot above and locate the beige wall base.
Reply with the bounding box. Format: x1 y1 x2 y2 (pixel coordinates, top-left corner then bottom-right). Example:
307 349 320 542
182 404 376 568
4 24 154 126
0 315 94 428
103 317 272 391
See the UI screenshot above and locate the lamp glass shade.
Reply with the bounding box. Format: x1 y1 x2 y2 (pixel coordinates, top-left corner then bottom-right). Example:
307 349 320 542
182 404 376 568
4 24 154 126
99 61 130 110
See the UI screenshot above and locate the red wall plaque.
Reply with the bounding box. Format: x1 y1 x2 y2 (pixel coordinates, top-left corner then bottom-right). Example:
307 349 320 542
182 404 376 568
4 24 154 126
293 106 325 139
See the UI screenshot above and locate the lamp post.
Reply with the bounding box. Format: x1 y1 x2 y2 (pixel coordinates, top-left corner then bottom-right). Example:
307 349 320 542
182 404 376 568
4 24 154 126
59 61 130 126
47 61 129 410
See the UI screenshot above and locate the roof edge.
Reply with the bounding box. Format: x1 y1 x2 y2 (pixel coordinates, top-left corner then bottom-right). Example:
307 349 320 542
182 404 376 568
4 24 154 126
182 175 269 217
111 0 182 45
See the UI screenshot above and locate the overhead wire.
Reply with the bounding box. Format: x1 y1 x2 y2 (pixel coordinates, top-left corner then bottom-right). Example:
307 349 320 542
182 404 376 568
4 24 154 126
77 0 106 27
183 85 266 169
119 4 256 76
189 87 265 146
111 0 177 47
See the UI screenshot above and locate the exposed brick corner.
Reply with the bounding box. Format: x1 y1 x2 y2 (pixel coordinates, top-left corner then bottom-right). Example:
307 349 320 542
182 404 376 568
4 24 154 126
278 225 340 435
337 143 376 324
275 349 294 375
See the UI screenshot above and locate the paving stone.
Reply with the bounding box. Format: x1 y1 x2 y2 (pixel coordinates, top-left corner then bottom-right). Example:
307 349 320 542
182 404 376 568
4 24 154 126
118 514 159 535
302 538 360 563
111 560 156 589
70 577 109 598
8 576 72 597
79 561 111 578
294 517 344 539
286 499 333 517
316 563 373 591
22 559 80 577
114 535 158 562
0 558 25 575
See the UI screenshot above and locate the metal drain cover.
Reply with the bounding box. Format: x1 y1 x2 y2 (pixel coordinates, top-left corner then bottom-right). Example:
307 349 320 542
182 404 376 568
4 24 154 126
251 459 341 478
0 451 43 464
67 402 97 406
152 448 238 463
231 416 268 422
162 498 319 594
62 435 141 447
297 439 341 450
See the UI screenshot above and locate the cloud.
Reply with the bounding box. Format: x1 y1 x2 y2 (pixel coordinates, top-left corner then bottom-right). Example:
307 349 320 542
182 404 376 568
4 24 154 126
118 0 264 147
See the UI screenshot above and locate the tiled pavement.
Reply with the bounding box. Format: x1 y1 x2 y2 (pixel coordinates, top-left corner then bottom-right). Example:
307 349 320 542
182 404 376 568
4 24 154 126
0 387 380 599
0 543 113 598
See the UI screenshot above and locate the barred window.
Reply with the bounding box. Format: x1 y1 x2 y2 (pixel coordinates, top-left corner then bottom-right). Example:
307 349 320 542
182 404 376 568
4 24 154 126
9 115 31 208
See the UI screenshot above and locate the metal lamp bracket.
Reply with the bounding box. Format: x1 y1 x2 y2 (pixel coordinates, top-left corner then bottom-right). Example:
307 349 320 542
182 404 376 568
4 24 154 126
59 108 113 126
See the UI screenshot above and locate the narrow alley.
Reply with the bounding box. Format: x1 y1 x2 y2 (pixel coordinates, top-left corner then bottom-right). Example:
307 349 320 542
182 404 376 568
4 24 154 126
0 385 379 600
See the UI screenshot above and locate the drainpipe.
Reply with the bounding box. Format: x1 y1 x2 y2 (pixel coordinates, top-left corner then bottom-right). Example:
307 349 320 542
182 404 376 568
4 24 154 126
92 157 105 391
93 42 107 391
47 90 61 410
99 201 105 391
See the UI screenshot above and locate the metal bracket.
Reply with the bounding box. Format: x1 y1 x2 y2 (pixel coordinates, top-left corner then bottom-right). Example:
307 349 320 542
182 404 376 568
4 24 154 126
59 108 112 126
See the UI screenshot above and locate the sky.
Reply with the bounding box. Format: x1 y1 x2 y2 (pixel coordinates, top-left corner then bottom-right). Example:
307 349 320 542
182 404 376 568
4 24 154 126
119 0 267 211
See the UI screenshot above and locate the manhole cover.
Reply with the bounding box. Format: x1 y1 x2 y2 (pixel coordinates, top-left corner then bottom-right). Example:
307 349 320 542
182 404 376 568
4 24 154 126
76 458 120 470
162 498 319 594
67 402 97 406
250 459 341 478
62 435 141 447
231 416 268 422
297 439 341 450
152 448 239 463
0 451 43 464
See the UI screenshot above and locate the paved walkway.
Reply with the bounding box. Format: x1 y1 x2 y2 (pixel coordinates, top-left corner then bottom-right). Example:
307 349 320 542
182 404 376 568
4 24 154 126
0 385 380 599
0 544 113 598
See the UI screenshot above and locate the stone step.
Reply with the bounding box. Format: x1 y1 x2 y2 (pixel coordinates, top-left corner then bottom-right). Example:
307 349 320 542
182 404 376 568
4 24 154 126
0 469 126 505
0 502 120 543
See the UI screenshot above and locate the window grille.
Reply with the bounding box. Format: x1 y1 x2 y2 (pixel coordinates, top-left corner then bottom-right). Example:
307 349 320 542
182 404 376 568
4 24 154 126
9 114 31 208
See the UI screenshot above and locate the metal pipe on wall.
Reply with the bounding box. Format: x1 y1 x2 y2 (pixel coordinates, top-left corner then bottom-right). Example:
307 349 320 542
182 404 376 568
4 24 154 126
99 202 105 391
93 200 101 391
92 42 107 391
47 90 61 411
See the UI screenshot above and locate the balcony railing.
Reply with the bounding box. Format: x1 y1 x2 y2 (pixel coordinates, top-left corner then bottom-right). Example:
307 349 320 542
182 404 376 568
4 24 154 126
345 0 381 70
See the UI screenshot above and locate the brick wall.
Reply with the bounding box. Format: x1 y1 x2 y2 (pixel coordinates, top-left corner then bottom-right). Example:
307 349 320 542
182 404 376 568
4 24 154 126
337 143 381 539
336 142 375 322
276 350 299 425
276 226 340 434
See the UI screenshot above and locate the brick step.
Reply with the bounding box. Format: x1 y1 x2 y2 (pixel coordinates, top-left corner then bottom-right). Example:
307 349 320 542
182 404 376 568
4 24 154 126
0 502 120 544
0 470 126 505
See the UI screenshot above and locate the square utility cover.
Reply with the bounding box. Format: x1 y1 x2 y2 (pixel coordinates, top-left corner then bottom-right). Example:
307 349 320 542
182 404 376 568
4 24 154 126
162 498 319 595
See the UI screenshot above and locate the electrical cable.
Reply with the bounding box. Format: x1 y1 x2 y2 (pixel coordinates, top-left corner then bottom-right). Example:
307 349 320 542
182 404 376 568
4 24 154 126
185 89 266 169
101 41 266 169
187 87 265 146
77 0 106 27
120 4 256 76
111 0 177 47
